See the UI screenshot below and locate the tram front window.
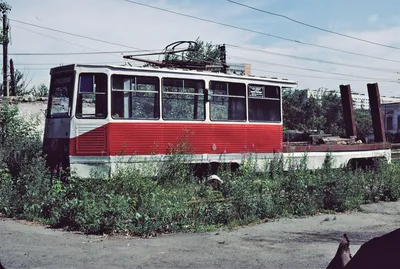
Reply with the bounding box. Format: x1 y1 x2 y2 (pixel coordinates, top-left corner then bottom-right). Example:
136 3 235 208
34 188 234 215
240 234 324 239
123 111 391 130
48 72 75 118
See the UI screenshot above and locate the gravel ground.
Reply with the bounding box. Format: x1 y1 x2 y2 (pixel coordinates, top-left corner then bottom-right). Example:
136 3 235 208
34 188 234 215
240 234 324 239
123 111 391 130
0 201 399 269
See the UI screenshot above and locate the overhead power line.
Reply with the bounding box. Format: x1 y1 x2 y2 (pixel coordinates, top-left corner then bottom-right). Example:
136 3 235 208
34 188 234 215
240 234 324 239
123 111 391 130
12 24 101 52
15 67 50 71
226 44 400 74
11 24 142 62
3 50 158 56
11 24 163 62
120 0 400 63
14 61 123 66
247 66 390 82
226 43 400 64
10 18 148 51
229 55 398 83
227 0 400 50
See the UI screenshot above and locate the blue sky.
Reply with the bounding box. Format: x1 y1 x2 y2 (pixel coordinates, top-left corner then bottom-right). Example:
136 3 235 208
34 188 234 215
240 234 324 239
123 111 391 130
7 0 400 96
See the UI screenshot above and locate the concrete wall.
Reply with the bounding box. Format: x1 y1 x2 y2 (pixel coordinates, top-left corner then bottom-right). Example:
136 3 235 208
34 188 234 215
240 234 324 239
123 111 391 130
1 97 48 135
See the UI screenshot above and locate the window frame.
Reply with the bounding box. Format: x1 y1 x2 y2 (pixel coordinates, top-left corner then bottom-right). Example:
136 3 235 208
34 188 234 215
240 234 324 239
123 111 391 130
397 115 400 131
47 71 75 119
386 115 393 130
75 73 108 119
248 84 281 123
162 77 206 121
111 74 160 120
209 80 246 122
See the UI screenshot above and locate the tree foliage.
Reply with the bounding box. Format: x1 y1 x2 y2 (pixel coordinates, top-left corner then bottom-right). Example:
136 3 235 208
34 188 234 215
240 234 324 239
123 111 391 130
184 38 221 64
355 108 373 138
29 83 49 97
0 1 10 14
14 70 31 96
164 37 221 65
282 89 325 132
283 89 373 138
0 69 48 97
0 1 11 44
321 92 344 136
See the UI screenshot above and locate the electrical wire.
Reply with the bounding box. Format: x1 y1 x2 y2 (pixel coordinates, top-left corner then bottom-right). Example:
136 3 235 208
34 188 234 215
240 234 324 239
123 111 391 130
10 18 150 51
247 66 384 82
120 0 400 63
14 61 124 66
226 44 400 73
227 0 400 50
226 40 400 64
12 24 102 52
229 55 399 82
4 50 157 56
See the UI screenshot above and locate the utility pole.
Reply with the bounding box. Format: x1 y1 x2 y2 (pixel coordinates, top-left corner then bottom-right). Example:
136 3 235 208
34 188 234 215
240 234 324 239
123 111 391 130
2 11 8 97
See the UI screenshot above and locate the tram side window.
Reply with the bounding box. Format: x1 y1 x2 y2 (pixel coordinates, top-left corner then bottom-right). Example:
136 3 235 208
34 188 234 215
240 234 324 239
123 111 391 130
248 84 281 122
162 78 205 120
209 81 246 121
76 73 107 118
111 75 159 119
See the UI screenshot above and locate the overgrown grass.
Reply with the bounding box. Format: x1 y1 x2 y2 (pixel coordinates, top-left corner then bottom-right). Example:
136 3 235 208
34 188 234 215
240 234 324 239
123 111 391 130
1 103 400 236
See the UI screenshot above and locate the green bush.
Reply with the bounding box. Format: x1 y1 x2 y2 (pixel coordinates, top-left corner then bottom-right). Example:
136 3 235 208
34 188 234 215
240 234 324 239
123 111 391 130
37 152 400 235
1 105 400 236
0 103 51 217
359 160 400 203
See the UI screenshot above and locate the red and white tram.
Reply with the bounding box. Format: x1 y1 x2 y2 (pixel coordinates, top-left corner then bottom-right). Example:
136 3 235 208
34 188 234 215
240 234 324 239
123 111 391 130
43 64 391 177
43 64 297 177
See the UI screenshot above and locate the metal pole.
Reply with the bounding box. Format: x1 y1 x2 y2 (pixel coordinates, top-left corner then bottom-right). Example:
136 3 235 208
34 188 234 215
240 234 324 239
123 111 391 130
2 12 8 97
339 84 357 138
367 83 386 143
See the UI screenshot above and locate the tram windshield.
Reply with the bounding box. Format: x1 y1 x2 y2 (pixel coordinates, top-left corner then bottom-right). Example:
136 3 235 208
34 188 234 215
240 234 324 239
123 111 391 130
47 72 75 118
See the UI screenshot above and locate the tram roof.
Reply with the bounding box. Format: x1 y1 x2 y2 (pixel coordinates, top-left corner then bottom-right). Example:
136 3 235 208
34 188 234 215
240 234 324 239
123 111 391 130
50 64 298 86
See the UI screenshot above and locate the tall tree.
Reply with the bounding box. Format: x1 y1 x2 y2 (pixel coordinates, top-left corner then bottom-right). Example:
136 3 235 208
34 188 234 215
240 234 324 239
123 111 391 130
282 89 308 131
282 89 324 132
302 95 324 131
0 69 35 96
355 108 373 138
283 89 373 138
320 93 344 136
14 70 33 96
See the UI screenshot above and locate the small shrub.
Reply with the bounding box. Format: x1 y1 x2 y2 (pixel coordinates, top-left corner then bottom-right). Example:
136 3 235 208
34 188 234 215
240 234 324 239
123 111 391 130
360 160 400 203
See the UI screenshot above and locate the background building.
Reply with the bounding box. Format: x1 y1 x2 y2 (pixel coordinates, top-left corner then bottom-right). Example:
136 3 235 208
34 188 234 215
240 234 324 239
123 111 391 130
382 102 400 134
227 63 251 76
305 88 400 109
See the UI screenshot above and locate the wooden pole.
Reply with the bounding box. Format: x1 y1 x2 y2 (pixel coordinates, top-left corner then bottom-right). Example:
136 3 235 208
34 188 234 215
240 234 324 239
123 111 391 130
2 12 8 97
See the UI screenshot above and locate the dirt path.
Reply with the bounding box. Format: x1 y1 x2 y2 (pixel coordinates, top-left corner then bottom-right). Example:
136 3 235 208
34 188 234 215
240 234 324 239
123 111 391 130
0 201 399 269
